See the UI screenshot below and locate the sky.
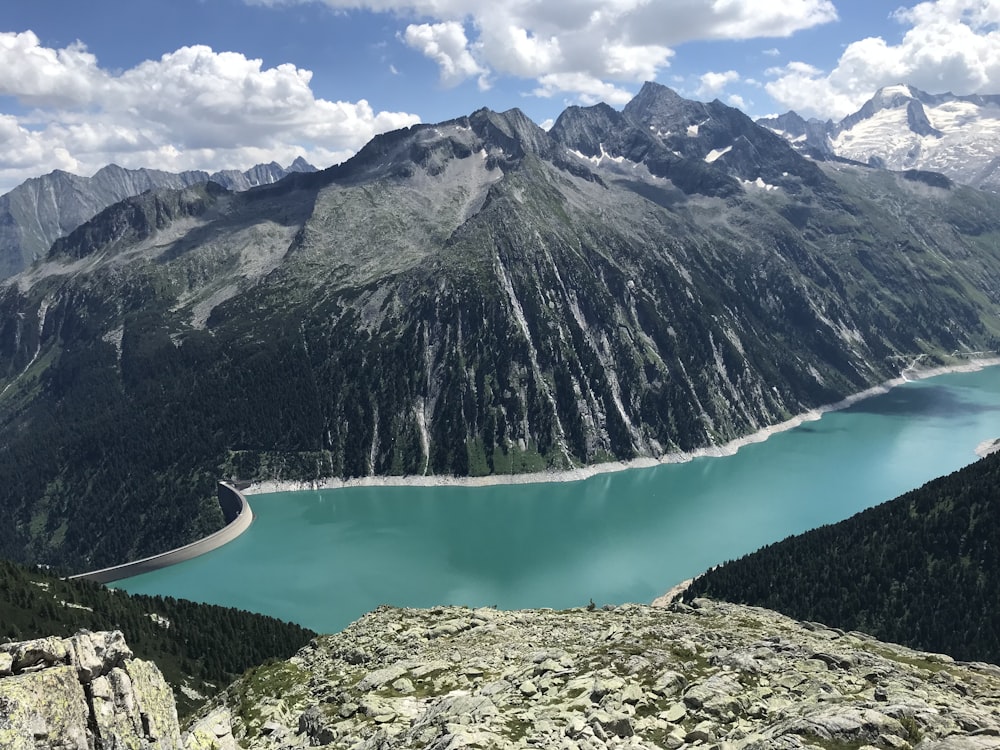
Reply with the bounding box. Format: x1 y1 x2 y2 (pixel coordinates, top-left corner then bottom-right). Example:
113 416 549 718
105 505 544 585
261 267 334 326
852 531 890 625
1 0 1000 193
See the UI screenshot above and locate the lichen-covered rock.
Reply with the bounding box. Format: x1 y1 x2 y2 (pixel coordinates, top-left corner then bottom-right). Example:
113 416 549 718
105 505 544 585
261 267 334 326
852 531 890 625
0 630 185 750
1 635 70 672
184 707 241 750
199 601 1000 750
67 630 132 682
0 666 90 750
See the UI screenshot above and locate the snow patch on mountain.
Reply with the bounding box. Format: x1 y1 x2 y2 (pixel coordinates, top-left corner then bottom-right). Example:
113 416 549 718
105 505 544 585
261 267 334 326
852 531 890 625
761 85 1000 192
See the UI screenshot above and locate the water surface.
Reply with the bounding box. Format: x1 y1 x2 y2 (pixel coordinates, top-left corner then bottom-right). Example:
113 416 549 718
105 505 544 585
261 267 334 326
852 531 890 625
118 367 1000 633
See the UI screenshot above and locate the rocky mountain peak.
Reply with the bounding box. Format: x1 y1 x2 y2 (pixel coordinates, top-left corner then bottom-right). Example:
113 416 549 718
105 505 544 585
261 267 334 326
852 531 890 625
836 84 940 137
622 81 693 129
871 83 919 109
288 155 314 172
466 107 557 165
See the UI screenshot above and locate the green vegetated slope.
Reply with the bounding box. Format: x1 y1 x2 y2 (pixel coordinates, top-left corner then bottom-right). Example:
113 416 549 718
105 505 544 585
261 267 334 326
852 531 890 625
0 557 315 717
685 451 1000 664
3 83 1000 570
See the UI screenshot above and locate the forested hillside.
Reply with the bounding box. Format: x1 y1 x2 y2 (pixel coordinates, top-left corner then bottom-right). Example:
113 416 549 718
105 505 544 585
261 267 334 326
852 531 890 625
0 557 315 716
685 451 1000 664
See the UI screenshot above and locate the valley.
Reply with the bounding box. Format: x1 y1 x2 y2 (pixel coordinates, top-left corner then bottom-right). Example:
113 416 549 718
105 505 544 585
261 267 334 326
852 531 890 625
4 83 1000 574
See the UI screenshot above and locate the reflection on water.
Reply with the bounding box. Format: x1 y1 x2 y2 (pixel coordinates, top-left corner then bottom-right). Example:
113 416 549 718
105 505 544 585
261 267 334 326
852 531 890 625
845 382 1000 418
117 367 1000 633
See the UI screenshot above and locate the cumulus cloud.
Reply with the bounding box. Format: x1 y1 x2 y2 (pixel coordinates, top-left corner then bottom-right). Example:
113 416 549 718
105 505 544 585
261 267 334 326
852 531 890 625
532 72 634 105
697 70 740 98
727 93 748 110
402 21 486 86
0 31 420 193
766 0 1000 119
248 0 836 105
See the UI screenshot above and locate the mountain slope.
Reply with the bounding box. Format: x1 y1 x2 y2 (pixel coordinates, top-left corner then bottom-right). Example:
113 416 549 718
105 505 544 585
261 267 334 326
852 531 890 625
0 158 316 280
3 84 1000 569
761 84 1000 191
685 450 1000 664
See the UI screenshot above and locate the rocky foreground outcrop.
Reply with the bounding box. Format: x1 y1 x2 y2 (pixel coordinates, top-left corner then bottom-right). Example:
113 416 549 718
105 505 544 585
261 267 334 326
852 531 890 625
7 602 1000 750
0 629 237 750
202 599 1000 750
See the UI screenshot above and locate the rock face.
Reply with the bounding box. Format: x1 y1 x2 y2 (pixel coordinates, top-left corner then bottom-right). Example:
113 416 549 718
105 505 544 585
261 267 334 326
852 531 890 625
0 630 236 750
204 600 1000 750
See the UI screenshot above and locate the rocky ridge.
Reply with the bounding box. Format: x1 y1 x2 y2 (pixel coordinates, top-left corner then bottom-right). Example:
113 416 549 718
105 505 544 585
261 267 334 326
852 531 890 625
0 158 316 280
0 629 238 749
200 599 1000 750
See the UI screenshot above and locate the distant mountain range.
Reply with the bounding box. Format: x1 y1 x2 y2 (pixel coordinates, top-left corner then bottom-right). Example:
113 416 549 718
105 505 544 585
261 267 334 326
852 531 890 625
0 157 316 279
759 84 1000 191
3 82 1000 570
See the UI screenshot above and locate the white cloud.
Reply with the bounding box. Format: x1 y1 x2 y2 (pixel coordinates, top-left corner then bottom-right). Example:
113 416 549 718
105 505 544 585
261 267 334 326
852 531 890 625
763 47 781 57
727 93 748 110
697 69 740 98
248 0 836 106
532 72 634 105
766 0 1000 119
0 32 420 193
402 21 486 86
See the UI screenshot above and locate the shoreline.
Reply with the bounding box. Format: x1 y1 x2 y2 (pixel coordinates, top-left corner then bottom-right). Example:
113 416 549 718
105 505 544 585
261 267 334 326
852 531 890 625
245 356 1000 497
69 482 254 584
73 356 997 589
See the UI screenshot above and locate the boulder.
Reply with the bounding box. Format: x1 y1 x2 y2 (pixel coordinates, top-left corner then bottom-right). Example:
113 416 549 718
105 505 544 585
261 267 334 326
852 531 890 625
0 631 182 750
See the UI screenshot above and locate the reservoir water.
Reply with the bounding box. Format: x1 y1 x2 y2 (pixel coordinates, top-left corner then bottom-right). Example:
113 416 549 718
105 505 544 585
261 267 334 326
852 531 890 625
118 367 1000 633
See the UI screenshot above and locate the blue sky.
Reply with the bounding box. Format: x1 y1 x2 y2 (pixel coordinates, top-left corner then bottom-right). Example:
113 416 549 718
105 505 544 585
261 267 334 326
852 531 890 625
1 0 999 192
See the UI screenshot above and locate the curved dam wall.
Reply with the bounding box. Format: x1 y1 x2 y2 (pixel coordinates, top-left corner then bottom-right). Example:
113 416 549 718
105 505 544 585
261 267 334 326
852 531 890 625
69 482 254 585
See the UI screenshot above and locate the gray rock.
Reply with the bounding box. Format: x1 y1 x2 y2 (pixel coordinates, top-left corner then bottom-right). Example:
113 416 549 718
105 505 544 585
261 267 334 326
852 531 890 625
652 670 686 697
663 702 686 722
357 664 409 692
0 632 181 750
184 707 240 750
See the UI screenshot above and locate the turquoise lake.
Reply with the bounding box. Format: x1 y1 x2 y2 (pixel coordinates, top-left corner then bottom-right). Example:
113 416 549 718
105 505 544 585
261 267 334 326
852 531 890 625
118 367 1000 633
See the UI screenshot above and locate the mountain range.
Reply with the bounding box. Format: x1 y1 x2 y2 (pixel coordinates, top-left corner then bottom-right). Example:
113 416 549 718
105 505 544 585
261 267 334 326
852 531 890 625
3 81 1000 570
759 84 1000 191
0 158 316 280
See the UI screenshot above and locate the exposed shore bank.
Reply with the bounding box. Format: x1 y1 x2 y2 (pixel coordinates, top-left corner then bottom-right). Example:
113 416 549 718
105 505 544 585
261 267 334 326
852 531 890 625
70 482 254 584
245 357 1000 497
